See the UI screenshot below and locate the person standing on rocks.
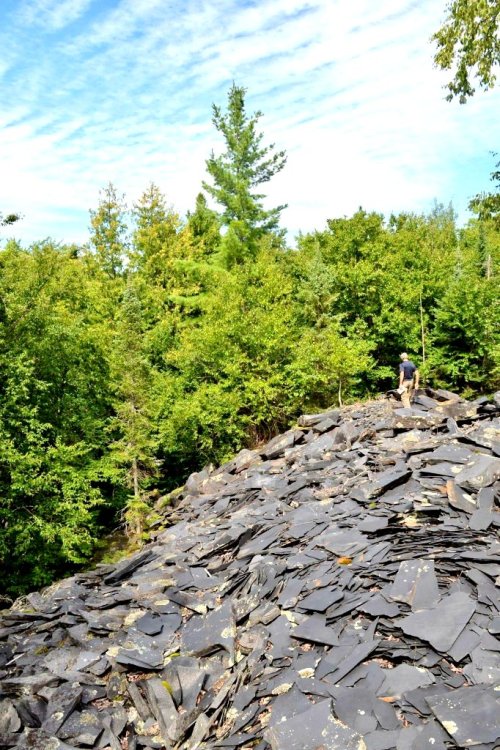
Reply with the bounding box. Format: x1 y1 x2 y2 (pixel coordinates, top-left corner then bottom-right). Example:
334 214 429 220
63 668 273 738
398 352 419 408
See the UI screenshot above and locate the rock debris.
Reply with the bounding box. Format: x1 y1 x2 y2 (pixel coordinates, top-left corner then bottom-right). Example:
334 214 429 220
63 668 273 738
0 388 499 749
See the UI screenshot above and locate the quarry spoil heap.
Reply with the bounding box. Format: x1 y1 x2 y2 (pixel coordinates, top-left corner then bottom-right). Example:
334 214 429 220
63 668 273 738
0 389 499 750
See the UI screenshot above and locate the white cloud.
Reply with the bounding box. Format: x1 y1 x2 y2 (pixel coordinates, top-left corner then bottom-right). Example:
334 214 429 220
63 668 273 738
0 0 499 247
17 0 93 30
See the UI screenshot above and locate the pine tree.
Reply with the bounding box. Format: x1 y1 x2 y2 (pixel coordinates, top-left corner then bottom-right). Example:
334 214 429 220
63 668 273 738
203 83 287 264
89 183 128 277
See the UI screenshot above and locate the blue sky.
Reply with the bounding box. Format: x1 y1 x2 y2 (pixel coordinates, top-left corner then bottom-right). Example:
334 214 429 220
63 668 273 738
1 0 499 247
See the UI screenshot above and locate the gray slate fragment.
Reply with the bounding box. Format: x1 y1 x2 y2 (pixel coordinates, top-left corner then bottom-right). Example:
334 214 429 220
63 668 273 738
181 600 235 660
103 548 156 583
426 685 500 746
58 709 103 746
379 664 435 699
389 559 440 611
144 677 180 744
469 487 495 530
15 728 79 749
398 592 476 652
298 410 340 428
454 453 500 490
260 430 301 459
265 698 365 750
392 409 444 429
42 685 82 735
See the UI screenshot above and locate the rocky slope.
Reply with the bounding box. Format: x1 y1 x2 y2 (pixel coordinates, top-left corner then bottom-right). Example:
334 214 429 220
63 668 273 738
0 389 499 750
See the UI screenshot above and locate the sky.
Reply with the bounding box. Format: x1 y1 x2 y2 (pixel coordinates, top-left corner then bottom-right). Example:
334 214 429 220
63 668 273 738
0 0 499 248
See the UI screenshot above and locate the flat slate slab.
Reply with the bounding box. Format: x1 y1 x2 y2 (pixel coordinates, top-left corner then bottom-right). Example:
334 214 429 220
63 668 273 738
0 389 499 750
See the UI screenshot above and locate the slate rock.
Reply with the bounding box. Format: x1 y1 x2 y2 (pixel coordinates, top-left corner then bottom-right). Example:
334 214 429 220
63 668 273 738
389 559 440 611
181 600 235 661
1 389 500 750
0 699 21 733
392 409 444 429
298 410 340 428
378 664 435 699
454 453 500 490
264 698 365 750
260 430 302 459
144 677 180 744
398 591 476 652
42 685 82 735
426 685 500 746
58 709 103 746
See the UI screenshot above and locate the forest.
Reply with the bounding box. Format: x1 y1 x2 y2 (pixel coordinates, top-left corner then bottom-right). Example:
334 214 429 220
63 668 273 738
0 80 499 599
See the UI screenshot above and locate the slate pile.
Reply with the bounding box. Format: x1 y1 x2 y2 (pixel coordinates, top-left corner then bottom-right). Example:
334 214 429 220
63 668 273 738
1 388 499 750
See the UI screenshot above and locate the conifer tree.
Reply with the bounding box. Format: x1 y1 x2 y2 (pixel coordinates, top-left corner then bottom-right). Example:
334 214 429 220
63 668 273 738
186 193 221 257
89 183 128 277
203 83 287 263
131 183 180 275
110 280 157 536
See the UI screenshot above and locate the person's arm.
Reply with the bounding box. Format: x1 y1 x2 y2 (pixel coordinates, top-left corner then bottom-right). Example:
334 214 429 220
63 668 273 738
414 368 420 389
399 364 404 387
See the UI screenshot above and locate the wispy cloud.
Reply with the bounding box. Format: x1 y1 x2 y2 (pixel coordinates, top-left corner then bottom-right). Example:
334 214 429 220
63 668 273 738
0 0 498 246
16 0 94 30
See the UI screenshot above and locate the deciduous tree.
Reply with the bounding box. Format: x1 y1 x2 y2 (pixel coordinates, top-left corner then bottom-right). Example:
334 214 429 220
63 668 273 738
433 0 500 102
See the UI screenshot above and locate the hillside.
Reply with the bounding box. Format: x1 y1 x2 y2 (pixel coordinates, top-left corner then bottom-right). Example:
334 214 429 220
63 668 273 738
0 389 499 750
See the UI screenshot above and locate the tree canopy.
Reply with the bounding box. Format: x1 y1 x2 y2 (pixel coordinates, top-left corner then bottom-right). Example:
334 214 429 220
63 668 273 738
433 0 500 102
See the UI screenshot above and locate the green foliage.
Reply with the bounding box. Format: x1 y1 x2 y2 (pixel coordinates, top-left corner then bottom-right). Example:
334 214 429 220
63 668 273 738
469 154 500 230
203 83 287 264
433 0 500 102
427 273 499 394
89 182 128 277
186 193 221 257
1 84 498 598
108 279 158 533
0 212 21 226
0 242 115 596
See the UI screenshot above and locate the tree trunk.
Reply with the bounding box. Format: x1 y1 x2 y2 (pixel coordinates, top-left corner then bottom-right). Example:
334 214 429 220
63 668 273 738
132 457 139 499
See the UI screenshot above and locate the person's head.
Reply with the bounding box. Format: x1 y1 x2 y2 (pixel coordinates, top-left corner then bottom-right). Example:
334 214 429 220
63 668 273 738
400 352 408 361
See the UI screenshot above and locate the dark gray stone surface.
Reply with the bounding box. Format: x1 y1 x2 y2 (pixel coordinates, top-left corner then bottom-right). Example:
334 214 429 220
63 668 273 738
1 389 499 749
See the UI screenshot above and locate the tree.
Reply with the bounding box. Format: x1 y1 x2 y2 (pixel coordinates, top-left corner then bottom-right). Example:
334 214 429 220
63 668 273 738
131 183 179 274
186 193 221 257
0 212 21 226
0 241 115 596
469 153 500 230
109 280 158 536
89 183 128 276
433 0 500 102
427 273 499 393
203 83 287 263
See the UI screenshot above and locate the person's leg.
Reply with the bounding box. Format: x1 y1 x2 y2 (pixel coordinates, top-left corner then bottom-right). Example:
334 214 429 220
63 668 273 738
401 379 413 408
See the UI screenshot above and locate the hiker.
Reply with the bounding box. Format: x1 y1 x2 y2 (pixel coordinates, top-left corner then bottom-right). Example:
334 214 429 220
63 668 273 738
398 352 419 408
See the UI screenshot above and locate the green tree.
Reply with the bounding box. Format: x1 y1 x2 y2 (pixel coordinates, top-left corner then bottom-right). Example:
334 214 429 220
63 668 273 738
186 192 221 257
89 183 128 277
0 212 20 226
203 83 287 264
433 0 500 102
0 241 115 596
109 280 158 536
427 273 499 393
131 183 180 275
469 154 500 230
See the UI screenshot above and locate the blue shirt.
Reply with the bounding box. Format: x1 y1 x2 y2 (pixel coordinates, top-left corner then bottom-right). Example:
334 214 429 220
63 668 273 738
399 360 417 380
